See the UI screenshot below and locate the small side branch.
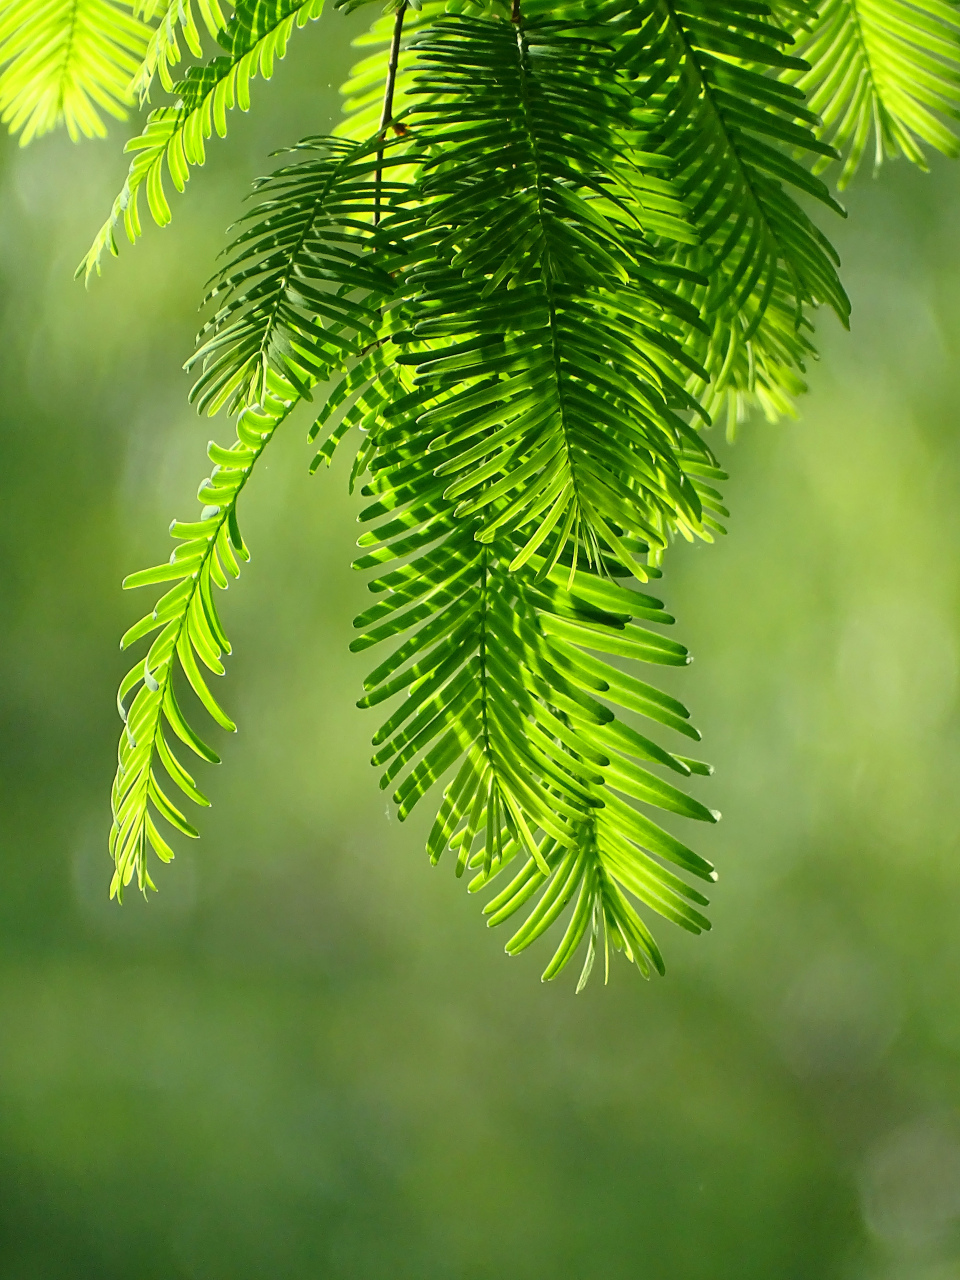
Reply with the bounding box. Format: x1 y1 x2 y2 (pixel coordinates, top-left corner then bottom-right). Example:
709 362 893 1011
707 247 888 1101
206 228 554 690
375 1 407 225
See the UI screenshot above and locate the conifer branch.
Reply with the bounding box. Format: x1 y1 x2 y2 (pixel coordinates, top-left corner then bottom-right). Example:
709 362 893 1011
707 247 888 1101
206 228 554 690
111 378 297 898
4 0 944 981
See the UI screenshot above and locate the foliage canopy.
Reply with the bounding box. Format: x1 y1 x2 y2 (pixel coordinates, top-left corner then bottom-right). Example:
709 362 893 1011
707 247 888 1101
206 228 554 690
3 0 958 986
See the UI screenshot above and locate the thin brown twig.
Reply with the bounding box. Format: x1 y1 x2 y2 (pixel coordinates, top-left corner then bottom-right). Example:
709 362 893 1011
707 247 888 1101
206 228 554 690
375 1 408 226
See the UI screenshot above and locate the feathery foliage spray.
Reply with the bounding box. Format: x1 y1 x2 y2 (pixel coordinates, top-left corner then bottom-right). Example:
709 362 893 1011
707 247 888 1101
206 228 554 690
1 0 957 985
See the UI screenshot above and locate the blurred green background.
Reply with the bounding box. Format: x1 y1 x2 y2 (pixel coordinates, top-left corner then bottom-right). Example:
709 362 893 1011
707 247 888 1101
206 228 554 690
1 13 959 1276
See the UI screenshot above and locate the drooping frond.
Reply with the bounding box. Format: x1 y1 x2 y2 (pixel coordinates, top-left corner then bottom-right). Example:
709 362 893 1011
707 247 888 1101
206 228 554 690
187 135 399 416
78 0 324 279
113 131 410 893
90 0 960 985
609 0 849 428
131 0 228 101
787 0 960 187
0 0 149 143
347 353 721 984
110 374 296 898
312 9 726 984
386 12 722 574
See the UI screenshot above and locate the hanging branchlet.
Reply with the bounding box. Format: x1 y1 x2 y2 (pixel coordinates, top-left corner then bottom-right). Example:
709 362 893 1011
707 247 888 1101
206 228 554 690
3 0 954 982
